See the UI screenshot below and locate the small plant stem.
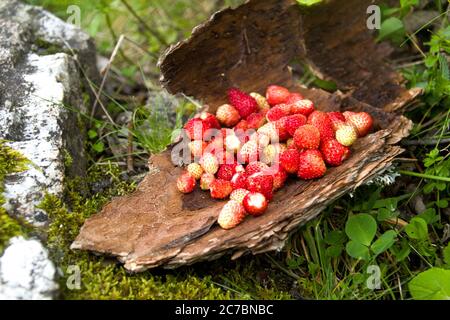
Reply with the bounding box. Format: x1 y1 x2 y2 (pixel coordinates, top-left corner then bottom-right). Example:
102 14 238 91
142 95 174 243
127 121 134 173
399 170 450 182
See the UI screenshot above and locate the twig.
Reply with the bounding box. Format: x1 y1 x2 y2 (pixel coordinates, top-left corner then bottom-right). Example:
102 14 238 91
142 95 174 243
120 0 168 46
402 137 450 146
91 34 125 119
127 120 134 173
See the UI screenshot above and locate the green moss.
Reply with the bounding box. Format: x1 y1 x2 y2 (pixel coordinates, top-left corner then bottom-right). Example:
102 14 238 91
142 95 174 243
33 37 65 56
39 163 292 300
0 141 31 252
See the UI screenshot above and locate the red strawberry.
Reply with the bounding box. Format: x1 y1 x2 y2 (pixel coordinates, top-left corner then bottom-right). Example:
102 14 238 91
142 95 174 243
187 163 204 180
297 150 327 180
228 88 258 119
266 104 291 122
286 138 296 149
328 112 346 131
218 200 247 230
246 162 269 176
290 99 315 116
217 164 237 181
265 166 288 191
274 117 292 141
286 92 304 104
230 188 250 204
280 149 300 174
266 85 290 106
231 172 248 190
320 139 351 167
200 172 215 190
197 112 221 129
188 140 208 158
250 92 271 111
246 172 274 200
307 111 335 141
183 118 211 140
200 153 219 174
177 172 196 193
237 140 259 164
216 104 241 127
234 119 249 132
247 112 266 129
210 179 233 199
294 124 320 150
243 192 268 216
285 114 307 136
344 112 373 137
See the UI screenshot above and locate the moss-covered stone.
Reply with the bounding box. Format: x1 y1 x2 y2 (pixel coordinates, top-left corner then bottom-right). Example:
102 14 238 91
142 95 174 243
0 141 31 252
39 163 292 300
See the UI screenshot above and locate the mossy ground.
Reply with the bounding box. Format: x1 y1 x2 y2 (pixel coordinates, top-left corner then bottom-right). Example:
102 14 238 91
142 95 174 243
0 141 31 253
39 164 292 300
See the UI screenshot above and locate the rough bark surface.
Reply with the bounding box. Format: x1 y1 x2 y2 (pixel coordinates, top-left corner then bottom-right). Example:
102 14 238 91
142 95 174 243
72 0 419 271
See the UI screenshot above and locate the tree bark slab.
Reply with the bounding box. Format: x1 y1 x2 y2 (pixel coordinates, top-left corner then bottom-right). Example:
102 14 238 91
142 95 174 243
72 0 419 272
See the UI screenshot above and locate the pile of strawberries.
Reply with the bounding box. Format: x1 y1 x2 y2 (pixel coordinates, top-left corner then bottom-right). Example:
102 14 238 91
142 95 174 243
176 85 373 230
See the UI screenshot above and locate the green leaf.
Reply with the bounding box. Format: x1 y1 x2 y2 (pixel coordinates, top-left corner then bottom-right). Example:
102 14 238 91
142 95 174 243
87 129 98 140
345 214 377 246
405 217 428 240
418 208 439 224
296 0 322 6
324 230 346 246
377 207 399 221
409 268 450 300
346 241 370 260
371 230 397 256
392 239 411 262
92 141 105 153
444 244 450 267
326 245 343 258
378 17 405 42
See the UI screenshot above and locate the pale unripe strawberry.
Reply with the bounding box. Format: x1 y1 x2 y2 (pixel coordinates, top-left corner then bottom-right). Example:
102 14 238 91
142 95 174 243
261 144 283 165
250 92 271 111
257 122 279 141
225 134 242 153
200 172 215 190
187 163 204 180
200 153 219 175
218 200 247 230
188 140 207 158
177 172 196 193
230 188 250 204
216 104 240 127
335 124 358 146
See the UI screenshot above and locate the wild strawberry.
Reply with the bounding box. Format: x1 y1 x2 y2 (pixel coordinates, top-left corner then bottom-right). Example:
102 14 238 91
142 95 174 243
230 188 250 204
228 88 258 119
200 172 215 190
274 117 291 141
246 162 269 176
177 172 196 193
284 114 307 136
328 112 346 131
247 112 266 129
243 192 268 216
266 85 290 106
261 144 282 165
286 92 304 104
246 172 274 200
290 99 315 116
307 111 335 141
218 200 247 230
231 172 248 190
297 150 327 180
217 164 238 181
188 140 208 158
237 140 259 164
210 179 233 199
187 163 203 180
250 92 271 111
266 104 291 122
200 153 219 175
320 139 351 167
294 124 320 150
216 104 240 127
258 122 279 141
234 119 249 132
184 118 211 140
265 165 288 190
280 149 300 174
344 112 373 137
335 124 358 147
286 138 296 149
250 132 270 148
224 134 242 153
197 112 221 129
